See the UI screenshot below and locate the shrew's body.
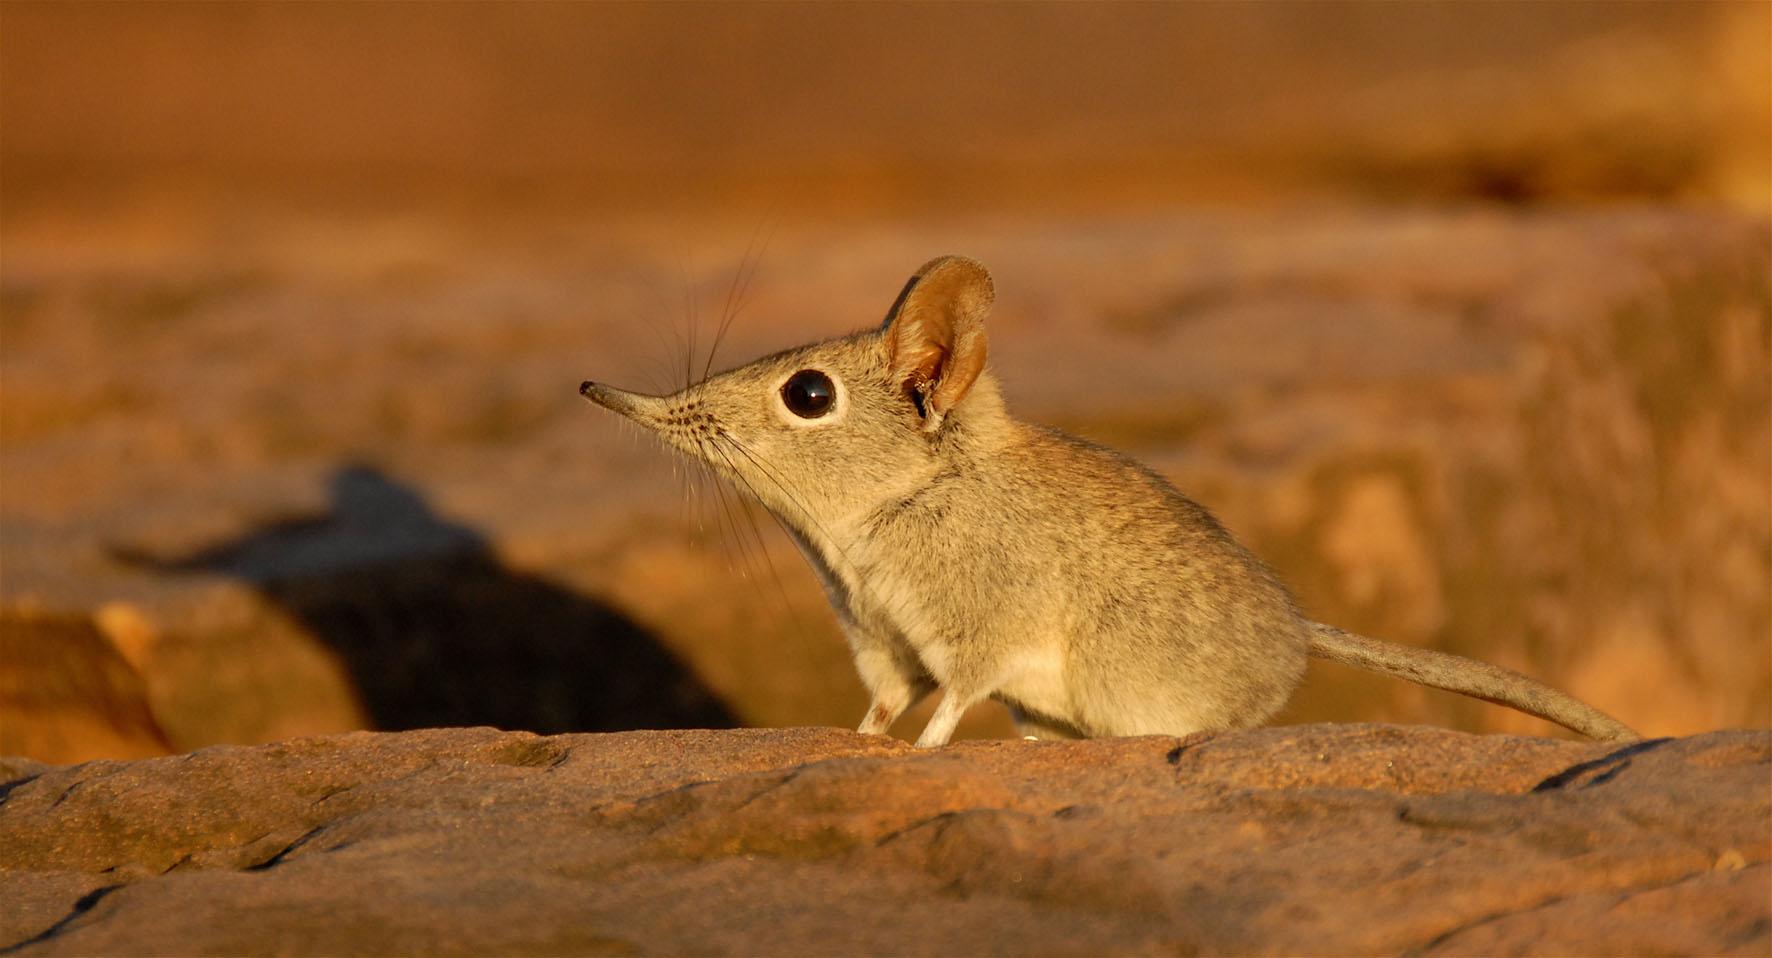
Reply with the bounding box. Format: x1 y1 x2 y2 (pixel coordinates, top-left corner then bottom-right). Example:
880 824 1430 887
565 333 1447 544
581 256 1637 746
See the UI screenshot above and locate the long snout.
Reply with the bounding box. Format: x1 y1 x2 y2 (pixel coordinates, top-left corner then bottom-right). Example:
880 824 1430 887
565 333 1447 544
579 380 668 421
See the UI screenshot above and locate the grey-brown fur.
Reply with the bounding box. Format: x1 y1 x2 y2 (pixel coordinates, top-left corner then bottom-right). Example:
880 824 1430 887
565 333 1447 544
580 255 1638 746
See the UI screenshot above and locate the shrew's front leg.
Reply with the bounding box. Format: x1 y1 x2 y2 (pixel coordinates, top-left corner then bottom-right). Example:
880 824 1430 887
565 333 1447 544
848 631 935 736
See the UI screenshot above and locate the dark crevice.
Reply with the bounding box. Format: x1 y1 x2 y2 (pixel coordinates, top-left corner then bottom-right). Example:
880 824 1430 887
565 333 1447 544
726 769 804 814
246 825 327 872
1530 737 1674 792
0 884 122 954
0 773 42 805
1163 731 1217 771
873 811 963 848
45 780 83 811
313 784 354 804
159 852 196 874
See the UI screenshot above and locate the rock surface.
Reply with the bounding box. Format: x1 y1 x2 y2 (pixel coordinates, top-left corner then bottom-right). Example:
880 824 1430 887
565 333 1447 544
3 724 1767 956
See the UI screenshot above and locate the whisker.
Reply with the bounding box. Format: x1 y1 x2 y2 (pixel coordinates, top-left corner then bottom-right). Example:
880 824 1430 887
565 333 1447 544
701 441 761 578
673 246 699 394
712 434 836 548
721 213 779 358
702 213 779 385
629 267 689 397
638 322 679 397
705 228 756 384
704 438 825 655
710 432 894 618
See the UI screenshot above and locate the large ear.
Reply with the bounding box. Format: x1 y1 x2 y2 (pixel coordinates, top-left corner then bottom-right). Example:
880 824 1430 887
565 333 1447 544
880 255 993 432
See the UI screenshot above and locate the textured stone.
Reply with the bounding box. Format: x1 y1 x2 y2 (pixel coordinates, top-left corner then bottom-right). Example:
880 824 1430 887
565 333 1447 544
3 724 1766 956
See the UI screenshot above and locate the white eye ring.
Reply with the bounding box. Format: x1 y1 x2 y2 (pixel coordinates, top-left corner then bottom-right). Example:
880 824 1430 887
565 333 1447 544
772 368 847 428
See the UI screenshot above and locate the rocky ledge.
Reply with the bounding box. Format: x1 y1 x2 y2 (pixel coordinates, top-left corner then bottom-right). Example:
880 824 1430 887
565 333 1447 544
2 724 1767 956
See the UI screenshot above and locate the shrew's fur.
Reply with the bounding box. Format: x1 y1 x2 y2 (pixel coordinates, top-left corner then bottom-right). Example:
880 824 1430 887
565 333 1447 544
581 256 1638 746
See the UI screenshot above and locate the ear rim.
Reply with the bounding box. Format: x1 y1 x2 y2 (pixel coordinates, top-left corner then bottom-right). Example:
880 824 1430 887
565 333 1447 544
880 255 994 432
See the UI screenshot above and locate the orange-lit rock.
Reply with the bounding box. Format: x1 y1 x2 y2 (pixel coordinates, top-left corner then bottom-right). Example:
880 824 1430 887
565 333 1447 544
2 724 1766 955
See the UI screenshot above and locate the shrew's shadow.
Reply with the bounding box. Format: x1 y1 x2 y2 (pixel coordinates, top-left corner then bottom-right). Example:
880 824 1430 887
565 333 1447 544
118 465 736 733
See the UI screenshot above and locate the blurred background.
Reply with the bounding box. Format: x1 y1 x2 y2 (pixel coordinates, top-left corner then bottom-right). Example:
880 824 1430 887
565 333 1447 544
2 2 1767 762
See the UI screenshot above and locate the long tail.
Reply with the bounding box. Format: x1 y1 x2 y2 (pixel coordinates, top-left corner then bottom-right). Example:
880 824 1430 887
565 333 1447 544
1307 623 1639 742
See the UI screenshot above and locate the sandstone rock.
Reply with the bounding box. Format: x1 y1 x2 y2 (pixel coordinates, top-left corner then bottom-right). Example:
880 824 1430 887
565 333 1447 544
3 724 1766 955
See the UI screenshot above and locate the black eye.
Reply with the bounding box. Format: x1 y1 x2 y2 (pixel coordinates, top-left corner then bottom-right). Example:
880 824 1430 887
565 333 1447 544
781 369 835 419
